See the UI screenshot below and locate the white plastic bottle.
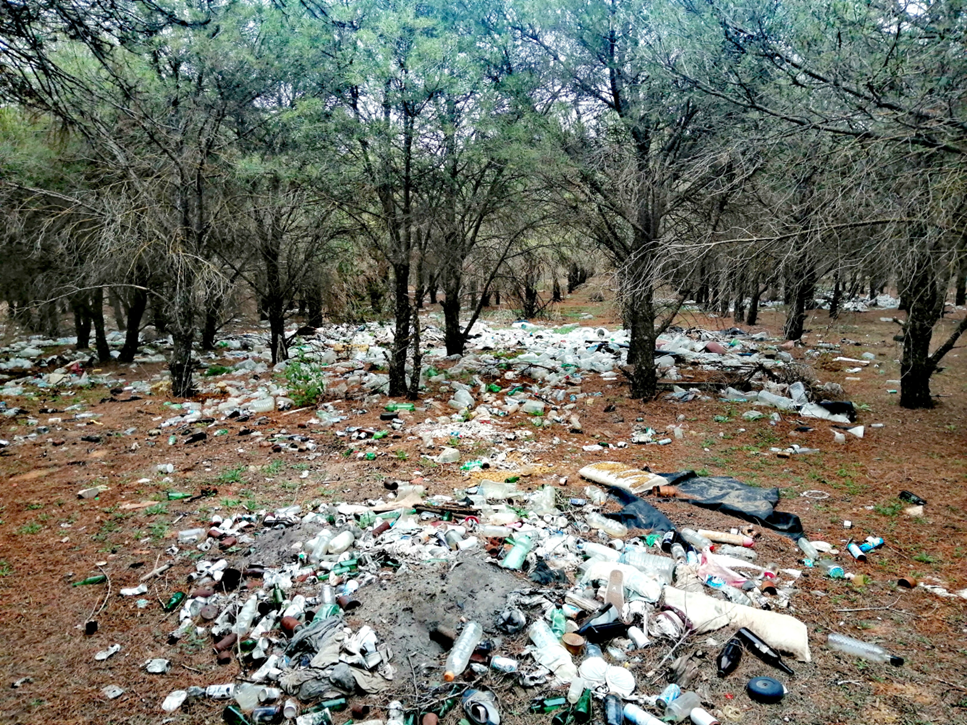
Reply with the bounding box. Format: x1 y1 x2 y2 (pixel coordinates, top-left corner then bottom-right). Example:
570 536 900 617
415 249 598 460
443 622 483 682
232 596 258 635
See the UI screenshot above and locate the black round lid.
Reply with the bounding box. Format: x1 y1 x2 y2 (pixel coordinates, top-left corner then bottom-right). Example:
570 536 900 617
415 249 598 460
746 676 785 704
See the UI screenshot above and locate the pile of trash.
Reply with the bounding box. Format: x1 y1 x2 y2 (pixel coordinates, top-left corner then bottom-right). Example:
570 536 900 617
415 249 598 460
85 461 918 725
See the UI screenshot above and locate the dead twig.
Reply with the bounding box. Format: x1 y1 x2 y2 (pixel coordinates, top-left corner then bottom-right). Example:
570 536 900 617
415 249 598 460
834 596 902 613
87 564 112 621
649 632 690 683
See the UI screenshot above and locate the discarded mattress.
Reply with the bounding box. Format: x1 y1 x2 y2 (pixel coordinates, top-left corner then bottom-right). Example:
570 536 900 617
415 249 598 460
663 586 811 662
657 471 803 536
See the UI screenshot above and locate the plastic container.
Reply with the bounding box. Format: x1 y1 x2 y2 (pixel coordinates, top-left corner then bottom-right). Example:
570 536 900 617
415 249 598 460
582 541 621 562
618 549 675 584
233 596 259 635
500 534 533 570
664 691 701 722
697 529 754 547
817 559 844 578
443 622 483 681
623 703 664 725
249 397 275 413
827 633 903 665
586 513 628 538
680 529 713 550
796 537 819 560
327 530 355 555
566 676 586 704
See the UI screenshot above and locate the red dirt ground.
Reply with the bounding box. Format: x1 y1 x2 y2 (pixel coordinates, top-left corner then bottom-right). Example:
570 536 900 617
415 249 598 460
0 296 964 725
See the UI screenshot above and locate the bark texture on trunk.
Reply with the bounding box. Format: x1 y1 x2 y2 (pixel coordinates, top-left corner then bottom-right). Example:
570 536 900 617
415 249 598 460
388 264 411 397
118 287 147 363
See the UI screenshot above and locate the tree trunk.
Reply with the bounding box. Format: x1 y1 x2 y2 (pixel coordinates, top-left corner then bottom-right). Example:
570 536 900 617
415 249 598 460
201 290 221 351
91 287 111 363
429 286 438 305
784 254 816 340
118 287 147 363
72 294 91 350
388 263 411 397
732 271 746 322
407 294 422 401
494 288 500 306
829 271 842 319
900 298 936 409
306 280 324 328
899 247 943 409
626 292 658 400
552 278 563 302
956 241 967 306
745 287 761 326
442 285 464 356
169 274 196 398
109 288 127 331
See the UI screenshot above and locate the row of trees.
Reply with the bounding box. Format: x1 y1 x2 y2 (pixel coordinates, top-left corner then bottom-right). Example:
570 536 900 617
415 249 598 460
1 0 966 408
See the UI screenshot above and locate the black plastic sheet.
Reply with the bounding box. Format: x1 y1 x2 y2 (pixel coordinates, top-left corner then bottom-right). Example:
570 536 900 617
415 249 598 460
658 471 804 536
604 485 676 533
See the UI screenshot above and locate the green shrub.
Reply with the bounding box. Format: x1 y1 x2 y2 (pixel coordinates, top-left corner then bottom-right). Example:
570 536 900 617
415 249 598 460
284 352 326 407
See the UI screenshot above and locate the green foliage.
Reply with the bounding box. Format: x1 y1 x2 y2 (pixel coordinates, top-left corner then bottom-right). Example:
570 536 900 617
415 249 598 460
16 521 42 535
284 352 327 407
205 365 231 376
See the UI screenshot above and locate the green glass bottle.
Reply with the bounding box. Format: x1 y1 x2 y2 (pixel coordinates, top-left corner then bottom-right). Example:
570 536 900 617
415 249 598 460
167 492 192 500
72 574 107 587
223 705 252 725
163 591 186 612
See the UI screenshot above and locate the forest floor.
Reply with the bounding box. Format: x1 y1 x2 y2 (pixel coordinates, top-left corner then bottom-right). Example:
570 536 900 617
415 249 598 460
0 286 965 725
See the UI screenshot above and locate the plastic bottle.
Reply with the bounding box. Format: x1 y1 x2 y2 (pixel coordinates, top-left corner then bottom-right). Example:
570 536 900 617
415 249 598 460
817 559 845 578
478 525 512 539
586 513 628 538
550 608 567 638
307 530 334 563
827 633 903 665
697 529 754 547
796 537 819 560
566 676 586 704
623 703 664 725
671 542 687 562
327 530 355 555
528 618 559 649
581 541 621 562
679 529 713 550
618 549 675 584
663 691 701 723
443 622 482 681
500 534 533 570
603 694 621 725
233 596 259 635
